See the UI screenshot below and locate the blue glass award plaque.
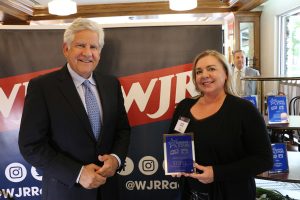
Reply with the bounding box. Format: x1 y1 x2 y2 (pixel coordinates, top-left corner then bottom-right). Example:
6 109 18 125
163 133 195 175
269 143 289 173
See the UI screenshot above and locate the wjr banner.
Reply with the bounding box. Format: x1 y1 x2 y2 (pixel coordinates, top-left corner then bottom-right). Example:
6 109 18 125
0 25 222 199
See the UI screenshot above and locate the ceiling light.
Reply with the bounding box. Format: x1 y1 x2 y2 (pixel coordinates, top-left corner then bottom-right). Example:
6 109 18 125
169 0 197 11
48 0 77 16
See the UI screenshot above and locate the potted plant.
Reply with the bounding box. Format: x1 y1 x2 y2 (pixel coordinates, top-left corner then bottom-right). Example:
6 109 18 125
256 187 296 200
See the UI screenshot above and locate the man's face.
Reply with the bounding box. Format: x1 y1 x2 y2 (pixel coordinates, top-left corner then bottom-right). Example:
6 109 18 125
233 52 245 70
63 30 100 79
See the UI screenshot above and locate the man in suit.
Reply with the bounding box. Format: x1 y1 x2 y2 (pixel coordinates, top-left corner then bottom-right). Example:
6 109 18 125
18 18 131 200
233 50 260 96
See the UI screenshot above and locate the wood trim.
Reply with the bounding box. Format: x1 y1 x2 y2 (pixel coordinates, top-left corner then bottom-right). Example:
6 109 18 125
1 13 30 25
234 11 261 69
237 0 267 11
0 0 267 24
0 0 33 16
31 1 232 20
0 2 30 21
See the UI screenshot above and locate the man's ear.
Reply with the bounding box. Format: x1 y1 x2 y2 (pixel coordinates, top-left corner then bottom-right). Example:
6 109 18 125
62 43 69 57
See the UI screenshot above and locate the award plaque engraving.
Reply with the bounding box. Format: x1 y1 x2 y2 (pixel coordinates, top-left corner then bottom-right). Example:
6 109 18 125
163 133 195 175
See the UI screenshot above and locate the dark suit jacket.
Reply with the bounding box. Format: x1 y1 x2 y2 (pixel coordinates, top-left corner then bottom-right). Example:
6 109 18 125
18 66 131 200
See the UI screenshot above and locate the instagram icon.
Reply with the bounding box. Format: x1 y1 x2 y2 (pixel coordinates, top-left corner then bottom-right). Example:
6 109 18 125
5 162 27 182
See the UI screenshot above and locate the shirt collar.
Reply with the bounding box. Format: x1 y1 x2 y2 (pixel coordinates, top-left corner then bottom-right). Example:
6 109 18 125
67 64 96 87
234 66 245 73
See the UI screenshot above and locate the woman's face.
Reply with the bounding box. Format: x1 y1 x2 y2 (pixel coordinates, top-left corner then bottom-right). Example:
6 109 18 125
194 55 227 95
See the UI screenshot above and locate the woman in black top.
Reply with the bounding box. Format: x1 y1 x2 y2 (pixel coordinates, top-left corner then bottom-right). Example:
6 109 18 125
169 50 273 200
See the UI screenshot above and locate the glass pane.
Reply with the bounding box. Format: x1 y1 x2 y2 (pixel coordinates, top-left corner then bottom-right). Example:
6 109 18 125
286 14 300 76
240 22 254 67
280 9 300 77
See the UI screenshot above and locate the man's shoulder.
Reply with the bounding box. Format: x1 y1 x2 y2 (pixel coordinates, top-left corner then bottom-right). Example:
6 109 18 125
245 67 259 72
94 71 117 80
30 67 64 83
245 67 259 75
93 71 120 87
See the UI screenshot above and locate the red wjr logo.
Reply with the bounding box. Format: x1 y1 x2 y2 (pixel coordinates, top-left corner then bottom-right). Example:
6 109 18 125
0 64 197 132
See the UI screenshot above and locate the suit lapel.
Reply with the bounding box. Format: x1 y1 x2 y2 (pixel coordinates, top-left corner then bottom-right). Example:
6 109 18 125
56 66 96 141
244 68 254 95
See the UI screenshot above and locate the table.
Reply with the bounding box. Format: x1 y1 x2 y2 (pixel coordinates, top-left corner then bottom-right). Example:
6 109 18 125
257 151 300 183
266 115 300 131
241 76 300 114
266 115 300 144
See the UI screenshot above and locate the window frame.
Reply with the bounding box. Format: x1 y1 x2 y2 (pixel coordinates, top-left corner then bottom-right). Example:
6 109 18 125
278 7 300 80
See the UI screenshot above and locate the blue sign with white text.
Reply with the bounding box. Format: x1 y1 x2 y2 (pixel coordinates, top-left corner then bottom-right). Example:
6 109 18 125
242 95 258 108
270 143 289 173
267 96 289 124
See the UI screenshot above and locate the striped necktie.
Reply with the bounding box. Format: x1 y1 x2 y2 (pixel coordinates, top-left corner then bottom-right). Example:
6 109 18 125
82 80 101 139
236 70 242 95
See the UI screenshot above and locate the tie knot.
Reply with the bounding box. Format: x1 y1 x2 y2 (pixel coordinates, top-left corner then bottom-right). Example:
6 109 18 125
83 80 91 88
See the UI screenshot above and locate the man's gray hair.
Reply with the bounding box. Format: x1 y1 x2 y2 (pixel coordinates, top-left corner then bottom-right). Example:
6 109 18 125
64 18 104 50
232 49 245 56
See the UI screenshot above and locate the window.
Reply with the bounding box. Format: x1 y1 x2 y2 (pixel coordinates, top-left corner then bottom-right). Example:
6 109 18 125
279 8 300 77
